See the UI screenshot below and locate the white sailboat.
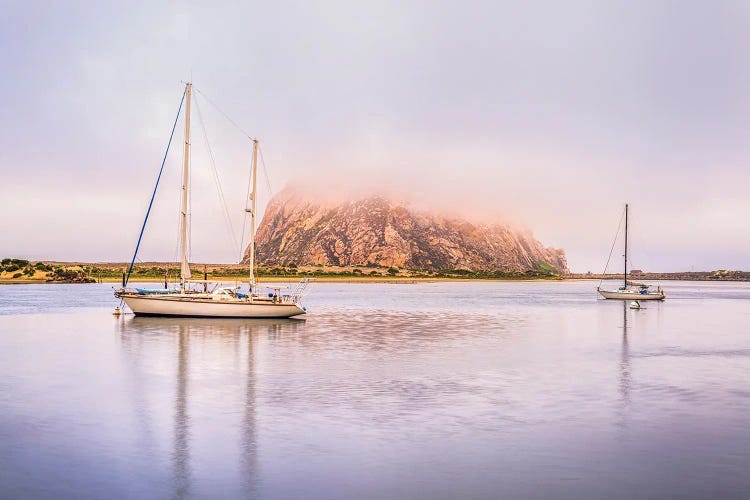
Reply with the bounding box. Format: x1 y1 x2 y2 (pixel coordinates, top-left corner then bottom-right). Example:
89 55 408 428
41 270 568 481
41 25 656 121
115 82 309 318
597 204 665 301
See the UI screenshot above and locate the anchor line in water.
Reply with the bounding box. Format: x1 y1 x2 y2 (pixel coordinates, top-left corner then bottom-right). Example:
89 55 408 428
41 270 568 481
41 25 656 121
125 87 187 286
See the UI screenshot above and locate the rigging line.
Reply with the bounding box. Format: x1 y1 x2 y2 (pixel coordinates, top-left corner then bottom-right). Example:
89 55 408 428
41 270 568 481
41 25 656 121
238 215 248 263
193 87 254 141
258 143 273 196
174 113 186 266
125 87 186 287
194 96 241 254
625 222 658 285
238 142 255 263
173 206 181 265
627 251 662 288
191 86 256 263
599 207 626 288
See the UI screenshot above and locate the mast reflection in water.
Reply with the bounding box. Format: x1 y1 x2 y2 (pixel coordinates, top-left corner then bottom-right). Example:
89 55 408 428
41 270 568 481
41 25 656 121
117 317 302 498
173 326 190 499
618 302 631 427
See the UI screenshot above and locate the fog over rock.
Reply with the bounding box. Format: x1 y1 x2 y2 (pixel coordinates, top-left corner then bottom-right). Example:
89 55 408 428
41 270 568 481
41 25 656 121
244 188 568 273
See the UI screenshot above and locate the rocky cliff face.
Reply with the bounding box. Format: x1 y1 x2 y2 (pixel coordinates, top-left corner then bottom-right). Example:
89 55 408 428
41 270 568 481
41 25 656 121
245 189 568 273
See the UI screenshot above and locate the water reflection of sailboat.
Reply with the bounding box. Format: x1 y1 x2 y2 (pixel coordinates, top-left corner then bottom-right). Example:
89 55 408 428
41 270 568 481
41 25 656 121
619 301 631 411
173 325 191 499
125 316 304 334
241 327 257 496
116 317 302 498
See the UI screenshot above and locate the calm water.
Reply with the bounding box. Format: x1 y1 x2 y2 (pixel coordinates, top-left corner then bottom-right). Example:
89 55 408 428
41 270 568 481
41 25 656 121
1 280 749 499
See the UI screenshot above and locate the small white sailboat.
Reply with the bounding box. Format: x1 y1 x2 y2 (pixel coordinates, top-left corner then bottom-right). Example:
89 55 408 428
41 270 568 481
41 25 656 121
115 82 309 318
597 204 665 301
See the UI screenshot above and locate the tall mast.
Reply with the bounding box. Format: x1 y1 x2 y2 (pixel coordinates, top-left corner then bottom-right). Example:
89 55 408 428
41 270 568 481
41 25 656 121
179 82 192 290
246 139 259 290
624 203 628 288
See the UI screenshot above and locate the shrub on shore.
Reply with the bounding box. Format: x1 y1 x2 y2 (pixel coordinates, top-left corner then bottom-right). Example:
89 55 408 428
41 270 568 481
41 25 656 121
47 268 96 283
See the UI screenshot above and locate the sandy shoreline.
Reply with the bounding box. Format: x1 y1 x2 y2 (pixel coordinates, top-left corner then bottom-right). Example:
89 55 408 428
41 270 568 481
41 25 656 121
0 276 570 285
2 276 739 285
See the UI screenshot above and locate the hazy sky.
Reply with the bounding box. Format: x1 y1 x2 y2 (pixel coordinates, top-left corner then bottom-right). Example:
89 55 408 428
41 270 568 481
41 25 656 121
2 1 750 272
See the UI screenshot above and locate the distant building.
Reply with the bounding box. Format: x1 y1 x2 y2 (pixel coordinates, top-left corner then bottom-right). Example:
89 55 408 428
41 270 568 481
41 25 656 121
630 269 643 275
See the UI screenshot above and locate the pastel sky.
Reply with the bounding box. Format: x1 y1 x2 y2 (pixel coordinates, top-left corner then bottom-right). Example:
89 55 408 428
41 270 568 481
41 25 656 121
2 1 749 272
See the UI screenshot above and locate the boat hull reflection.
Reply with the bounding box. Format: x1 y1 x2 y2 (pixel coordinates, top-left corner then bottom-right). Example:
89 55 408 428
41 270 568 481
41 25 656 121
117 315 303 498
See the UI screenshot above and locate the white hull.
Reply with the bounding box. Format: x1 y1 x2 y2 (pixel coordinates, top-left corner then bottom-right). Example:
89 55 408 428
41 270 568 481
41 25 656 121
122 294 306 318
598 289 665 301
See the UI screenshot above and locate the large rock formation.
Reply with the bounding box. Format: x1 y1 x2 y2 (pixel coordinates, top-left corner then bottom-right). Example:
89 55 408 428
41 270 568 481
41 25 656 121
244 189 568 273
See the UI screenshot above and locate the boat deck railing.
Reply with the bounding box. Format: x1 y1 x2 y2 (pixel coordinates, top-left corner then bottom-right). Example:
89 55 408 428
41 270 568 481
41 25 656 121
285 278 313 303
117 278 313 305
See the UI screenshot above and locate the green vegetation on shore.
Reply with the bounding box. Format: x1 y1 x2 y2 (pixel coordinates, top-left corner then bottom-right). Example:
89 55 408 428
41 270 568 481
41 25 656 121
0 258 562 283
4 258 749 284
0 258 96 283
